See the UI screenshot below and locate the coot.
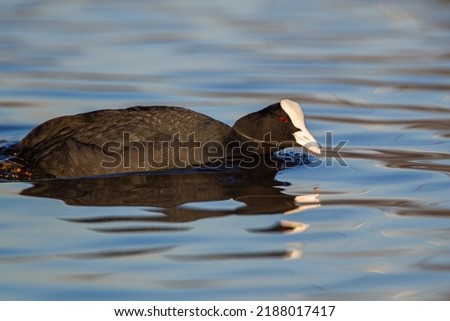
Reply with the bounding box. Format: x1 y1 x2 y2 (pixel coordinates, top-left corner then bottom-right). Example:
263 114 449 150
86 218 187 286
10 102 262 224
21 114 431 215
14 99 320 177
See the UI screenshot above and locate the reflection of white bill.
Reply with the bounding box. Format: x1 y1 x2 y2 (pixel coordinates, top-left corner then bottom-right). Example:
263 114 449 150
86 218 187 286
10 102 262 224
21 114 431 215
284 247 303 260
284 193 321 215
279 220 310 234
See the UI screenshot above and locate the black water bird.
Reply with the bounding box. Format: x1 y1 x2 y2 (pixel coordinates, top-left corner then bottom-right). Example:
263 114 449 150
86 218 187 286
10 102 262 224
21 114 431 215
13 99 320 177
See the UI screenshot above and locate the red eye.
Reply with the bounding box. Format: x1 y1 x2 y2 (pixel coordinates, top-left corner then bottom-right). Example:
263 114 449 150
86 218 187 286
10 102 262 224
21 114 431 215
279 115 288 124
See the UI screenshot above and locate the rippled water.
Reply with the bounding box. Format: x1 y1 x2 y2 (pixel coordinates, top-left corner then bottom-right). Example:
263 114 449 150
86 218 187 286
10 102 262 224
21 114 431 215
1 0 449 300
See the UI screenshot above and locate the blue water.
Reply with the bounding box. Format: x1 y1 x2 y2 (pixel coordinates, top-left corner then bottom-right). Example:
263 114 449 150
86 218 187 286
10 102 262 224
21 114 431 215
1 0 449 300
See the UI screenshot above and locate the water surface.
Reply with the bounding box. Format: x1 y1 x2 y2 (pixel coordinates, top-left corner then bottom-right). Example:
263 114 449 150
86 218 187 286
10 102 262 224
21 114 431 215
0 0 449 300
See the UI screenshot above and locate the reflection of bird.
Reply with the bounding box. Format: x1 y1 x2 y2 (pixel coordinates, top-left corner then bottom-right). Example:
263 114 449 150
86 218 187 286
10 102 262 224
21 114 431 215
20 167 321 221
14 99 320 177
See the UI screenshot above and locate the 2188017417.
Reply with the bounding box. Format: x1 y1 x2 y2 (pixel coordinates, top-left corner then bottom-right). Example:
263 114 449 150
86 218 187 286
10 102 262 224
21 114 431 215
255 305 336 317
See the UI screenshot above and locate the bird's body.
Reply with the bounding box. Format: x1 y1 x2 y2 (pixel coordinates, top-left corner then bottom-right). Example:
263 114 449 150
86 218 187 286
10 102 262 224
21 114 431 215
17 106 233 176
12 99 320 178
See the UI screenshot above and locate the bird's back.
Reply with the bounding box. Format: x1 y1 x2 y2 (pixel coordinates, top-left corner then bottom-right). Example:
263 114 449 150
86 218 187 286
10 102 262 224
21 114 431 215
17 106 233 177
